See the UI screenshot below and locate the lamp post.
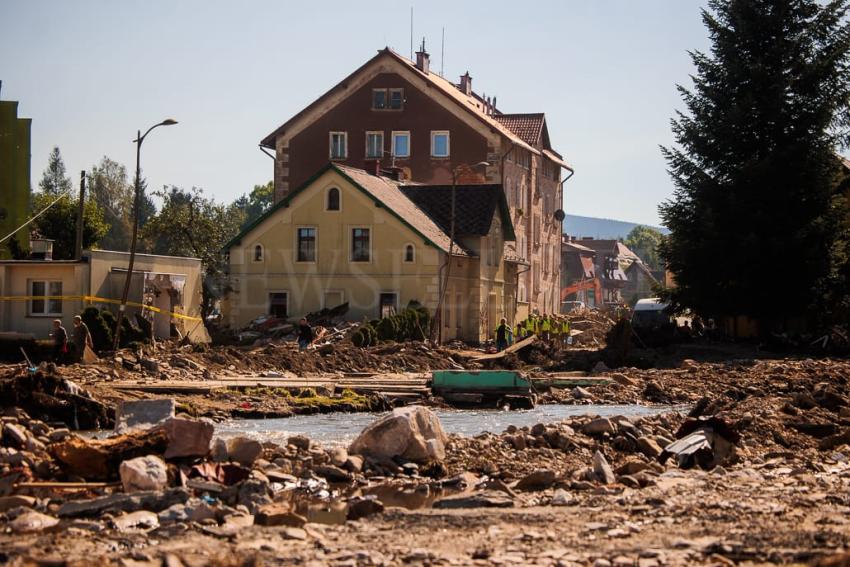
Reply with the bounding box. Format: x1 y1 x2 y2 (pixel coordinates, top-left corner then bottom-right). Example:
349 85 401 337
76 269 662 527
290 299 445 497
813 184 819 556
432 161 490 344
112 119 178 351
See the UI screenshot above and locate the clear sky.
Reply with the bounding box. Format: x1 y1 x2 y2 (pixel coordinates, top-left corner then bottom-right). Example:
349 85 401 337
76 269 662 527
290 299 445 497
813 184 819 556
0 0 711 227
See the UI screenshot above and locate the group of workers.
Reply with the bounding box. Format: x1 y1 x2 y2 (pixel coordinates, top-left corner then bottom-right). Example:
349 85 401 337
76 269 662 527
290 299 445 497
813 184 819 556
494 313 572 352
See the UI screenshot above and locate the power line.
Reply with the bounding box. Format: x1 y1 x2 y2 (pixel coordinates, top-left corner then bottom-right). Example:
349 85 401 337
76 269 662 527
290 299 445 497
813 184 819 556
0 188 74 245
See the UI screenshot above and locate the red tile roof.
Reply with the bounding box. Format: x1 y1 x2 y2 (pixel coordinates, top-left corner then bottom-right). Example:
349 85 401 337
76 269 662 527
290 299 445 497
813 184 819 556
493 113 545 147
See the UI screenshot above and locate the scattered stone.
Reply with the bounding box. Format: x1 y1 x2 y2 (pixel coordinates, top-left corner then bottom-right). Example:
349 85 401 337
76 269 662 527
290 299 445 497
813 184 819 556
114 399 176 434
573 387 594 400
0 495 36 512
583 418 615 436
637 436 663 459
330 447 348 467
113 510 159 531
592 451 616 484
611 372 637 386
312 464 352 483
227 436 264 466
255 504 307 527
433 491 514 509
48 428 72 442
346 496 385 520
9 511 59 533
349 406 448 463
515 468 557 491
3 423 27 447
120 455 169 493
59 488 191 518
550 489 575 506
288 435 312 451
163 417 214 458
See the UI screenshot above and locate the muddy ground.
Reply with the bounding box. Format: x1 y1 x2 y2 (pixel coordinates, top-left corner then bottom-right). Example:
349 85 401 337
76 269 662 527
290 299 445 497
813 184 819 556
1 337 850 565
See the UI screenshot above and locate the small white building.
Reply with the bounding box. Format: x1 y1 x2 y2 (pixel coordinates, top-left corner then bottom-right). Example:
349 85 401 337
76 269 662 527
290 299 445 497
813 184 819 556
0 245 207 342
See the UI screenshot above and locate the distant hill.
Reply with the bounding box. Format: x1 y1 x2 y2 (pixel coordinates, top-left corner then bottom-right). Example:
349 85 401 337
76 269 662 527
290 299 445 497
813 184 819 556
563 214 669 240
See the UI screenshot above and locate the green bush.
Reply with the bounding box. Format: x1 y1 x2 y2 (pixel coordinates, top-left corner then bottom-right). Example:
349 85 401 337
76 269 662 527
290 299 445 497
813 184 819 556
81 307 112 352
376 317 399 341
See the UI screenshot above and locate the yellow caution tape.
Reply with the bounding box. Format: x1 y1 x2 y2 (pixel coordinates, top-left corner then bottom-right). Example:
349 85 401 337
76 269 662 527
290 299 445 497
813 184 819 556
0 295 203 322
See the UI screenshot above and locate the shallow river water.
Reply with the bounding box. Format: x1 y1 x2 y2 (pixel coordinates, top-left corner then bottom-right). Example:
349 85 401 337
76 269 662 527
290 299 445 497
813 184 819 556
215 403 682 447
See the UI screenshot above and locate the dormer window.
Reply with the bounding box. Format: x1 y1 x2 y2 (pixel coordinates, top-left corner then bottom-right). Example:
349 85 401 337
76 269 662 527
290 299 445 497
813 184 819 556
372 88 403 110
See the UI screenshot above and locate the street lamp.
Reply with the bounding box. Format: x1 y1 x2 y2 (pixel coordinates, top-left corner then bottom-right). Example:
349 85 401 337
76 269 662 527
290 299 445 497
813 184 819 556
112 119 178 351
432 161 490 344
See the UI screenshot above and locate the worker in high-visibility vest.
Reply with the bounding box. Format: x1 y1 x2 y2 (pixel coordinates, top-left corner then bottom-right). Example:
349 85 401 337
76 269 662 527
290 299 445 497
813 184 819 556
515 321 524 340
541 315 551 343
562 318 571 346
551 316 561 345
525 315 536 336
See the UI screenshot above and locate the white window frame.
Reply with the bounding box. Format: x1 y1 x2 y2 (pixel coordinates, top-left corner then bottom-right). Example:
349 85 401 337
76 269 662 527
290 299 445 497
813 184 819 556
295 225 318 263
365 131 384 158
268 291 289 318
329 131 347 160
29 279 63 316
350 226 372 263
325 186 342 212
430 130 450 158
403 243 416 263
392 131 411 158
252 243 264 263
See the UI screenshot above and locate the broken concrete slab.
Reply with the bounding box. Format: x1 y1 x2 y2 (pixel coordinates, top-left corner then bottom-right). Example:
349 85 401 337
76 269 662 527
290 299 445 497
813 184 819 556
163 417 214 459
120 455 168 492
114 399 176 434
58 487 190 518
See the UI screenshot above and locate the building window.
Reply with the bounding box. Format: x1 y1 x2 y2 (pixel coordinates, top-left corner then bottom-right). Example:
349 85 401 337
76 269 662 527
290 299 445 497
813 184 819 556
404 244 415 263
29 280 62 316
518 282 527 303
253 244 264 262
430 131 450 157
379 292 398 318
269 292 288 318
366 131 384 158
351 228 370 262
326 187 340 211
389 88 404 109
372 88 403 110
392 131 410 157
297 227 317 262
329 132 347 159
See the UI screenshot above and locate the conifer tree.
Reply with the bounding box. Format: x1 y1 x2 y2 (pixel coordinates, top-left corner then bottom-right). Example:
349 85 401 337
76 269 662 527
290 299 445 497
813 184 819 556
38 146 72 196
660 0 850 331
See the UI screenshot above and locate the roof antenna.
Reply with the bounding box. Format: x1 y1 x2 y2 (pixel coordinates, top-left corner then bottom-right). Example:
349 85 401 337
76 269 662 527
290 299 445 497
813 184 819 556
410 7 413 60
441 27 445 77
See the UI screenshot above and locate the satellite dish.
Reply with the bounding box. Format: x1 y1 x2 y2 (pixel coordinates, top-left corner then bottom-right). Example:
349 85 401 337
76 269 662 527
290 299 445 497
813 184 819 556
554 209 566 222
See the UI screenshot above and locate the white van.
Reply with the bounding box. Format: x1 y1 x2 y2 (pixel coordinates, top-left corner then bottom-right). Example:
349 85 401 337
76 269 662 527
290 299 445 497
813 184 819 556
631 298 673 329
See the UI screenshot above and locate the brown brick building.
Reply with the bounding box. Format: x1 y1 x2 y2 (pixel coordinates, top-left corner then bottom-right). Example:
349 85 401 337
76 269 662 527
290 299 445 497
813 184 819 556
260 46 572 321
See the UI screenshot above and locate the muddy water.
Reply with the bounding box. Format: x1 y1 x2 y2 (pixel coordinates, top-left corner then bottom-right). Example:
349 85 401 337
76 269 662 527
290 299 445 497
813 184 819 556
215 403 681 447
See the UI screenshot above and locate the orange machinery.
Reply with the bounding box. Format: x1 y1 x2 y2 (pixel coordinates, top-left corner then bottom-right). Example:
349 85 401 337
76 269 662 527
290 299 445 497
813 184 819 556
560 278 603 305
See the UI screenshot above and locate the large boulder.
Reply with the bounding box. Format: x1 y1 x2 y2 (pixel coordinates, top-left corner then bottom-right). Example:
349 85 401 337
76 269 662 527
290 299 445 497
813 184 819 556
120 455 169 492
163 417 214 459
115 399 175 434
349 406 447 463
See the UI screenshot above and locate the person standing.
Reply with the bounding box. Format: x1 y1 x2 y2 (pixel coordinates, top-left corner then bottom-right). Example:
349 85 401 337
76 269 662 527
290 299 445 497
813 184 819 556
72 315 93 362
297 318 314 351
495 318 509 351
50 319 68 363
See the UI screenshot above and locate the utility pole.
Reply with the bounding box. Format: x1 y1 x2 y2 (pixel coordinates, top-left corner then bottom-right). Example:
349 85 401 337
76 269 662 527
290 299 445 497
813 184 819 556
74 171 86 260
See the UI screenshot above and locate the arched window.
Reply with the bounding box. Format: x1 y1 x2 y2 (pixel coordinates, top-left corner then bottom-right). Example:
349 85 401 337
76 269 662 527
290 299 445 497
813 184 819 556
326 187 340 211
404 244 415 263
253 244 264 262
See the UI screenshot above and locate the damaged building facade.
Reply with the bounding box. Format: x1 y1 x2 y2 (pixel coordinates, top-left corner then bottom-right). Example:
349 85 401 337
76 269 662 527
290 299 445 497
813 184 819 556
259 46 571 324
223 163 514 343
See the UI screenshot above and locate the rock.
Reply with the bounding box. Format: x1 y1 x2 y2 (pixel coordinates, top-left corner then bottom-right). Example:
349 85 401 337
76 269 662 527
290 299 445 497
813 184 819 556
114 399 176 434
515 468 557 491
550 489 575 506
330 447 348 467
313 464 352 483
227 436 264 466
52 428 169 479
637 436 663 459
346 497 385 520
616 459 649 476
573 386 594 400
256 504 307 527
592 361 610 373
349 406 448 463
140 358 160 374
59 488 191 518
592 451 616 484
266 470 298 484
288 435 311 451
48 428 72 443
3 423 27 447
344 454 364 473
280 527 308 540
120 455 169 493
211 438 228 462
113 510 159 531
583 418 615 436
158 498 217 523
237 478 272 514
0 495 36 512
611 372 637 386
433 491 515 509
9 511 59 533
163 417 214 458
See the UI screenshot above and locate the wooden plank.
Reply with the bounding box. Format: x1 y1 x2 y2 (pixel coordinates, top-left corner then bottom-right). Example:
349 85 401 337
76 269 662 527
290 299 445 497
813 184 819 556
471 335 537 361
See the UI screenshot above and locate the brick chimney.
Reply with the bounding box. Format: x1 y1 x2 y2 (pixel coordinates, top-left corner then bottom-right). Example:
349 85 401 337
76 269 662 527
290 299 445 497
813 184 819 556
415 39 429 74
460 72 472 95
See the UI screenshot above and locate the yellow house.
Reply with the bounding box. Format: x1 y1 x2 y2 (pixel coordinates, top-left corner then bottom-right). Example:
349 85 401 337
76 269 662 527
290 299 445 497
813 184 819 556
223 163 515 343
0 248 206 343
